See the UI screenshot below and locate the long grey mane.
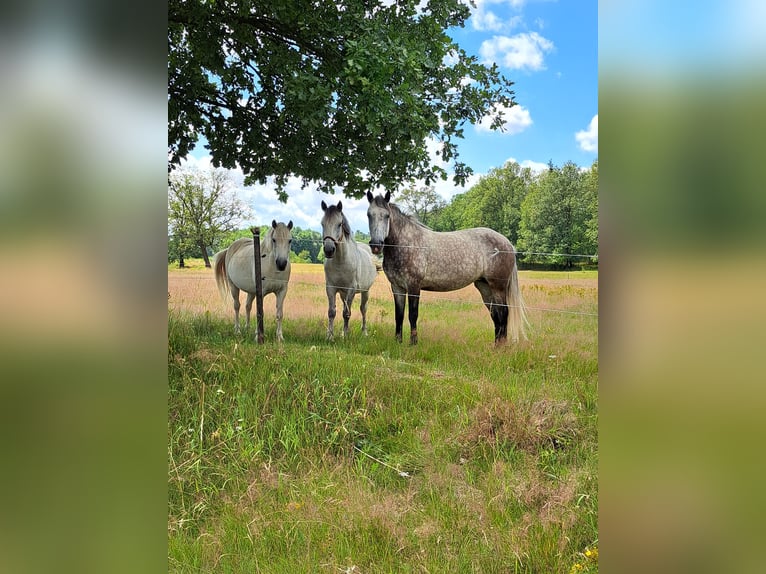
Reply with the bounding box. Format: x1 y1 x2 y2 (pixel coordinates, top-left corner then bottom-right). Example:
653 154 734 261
260 226 275 255
377 197 431 232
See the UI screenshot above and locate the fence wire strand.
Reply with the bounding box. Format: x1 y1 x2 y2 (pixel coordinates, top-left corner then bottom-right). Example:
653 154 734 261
216 239 597 318
221 275 597 317
294 237 597 259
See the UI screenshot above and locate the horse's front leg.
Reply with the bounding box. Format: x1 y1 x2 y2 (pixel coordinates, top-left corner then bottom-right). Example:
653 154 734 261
342 289 355 338
244 292 255 332
359 290 369 336
408 289 420 345
275 289 287 343
392 289 406 343
326 286 337 341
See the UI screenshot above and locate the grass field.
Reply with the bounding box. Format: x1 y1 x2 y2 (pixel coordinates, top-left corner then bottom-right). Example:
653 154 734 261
168 262 598 573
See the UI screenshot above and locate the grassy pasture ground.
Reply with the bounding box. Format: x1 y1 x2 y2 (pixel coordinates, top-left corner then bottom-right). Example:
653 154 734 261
168 262 598 573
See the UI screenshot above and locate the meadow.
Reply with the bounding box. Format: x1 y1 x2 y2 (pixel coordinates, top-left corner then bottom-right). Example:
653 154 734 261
168 262 598 573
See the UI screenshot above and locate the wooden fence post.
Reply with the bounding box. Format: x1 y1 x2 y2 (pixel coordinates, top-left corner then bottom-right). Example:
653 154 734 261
251 227 265 344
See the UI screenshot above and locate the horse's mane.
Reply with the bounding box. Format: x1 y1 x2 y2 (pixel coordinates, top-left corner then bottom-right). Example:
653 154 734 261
387 200 432 231
260 226 274 256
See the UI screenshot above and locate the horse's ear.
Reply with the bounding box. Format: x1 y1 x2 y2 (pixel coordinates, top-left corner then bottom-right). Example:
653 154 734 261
337 201 342 212
287 220 293 230
384 190 391 202
272 220 277 229
321 200 327 211
366 191 374 203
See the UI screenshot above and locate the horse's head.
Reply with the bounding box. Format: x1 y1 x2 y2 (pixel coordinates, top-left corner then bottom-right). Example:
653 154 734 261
366 191 391 255
270 220 293 271
320 200 349 259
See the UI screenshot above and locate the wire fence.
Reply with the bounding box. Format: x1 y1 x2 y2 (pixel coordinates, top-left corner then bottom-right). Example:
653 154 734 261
290 237 598 259
234 274 597 318
202 238 598 319
324 282 595 317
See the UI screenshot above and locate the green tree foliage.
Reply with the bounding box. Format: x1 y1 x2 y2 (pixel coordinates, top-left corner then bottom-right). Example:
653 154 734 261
518 161 598 267
353 230 370 243
432 191 469 231
290 250 313 264
434 161 531 243
583 160 598 254
168 0 516 200
396 185 446 227
290 227 322 263
168 169 251 267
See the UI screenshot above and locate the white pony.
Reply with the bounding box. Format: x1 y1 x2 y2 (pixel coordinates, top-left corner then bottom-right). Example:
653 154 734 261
320 201 378 340
213 220 293 341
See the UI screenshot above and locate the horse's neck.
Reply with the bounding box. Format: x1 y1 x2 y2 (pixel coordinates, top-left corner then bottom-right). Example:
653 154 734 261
389 209 420 245
336 236 356 259
259 234 271 255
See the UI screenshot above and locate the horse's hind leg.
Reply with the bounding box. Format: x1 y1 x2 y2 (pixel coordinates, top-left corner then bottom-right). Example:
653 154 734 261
244 292 255 331
342 289 355 338
392 290 406 343
360 290 369 336
474 279 508 344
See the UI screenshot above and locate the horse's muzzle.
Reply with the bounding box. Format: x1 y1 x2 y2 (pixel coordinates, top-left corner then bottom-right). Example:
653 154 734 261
275 258 288 271
323 238 336 259
369 241 383 255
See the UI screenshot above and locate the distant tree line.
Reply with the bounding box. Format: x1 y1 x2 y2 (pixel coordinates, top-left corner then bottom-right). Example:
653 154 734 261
397 159 598 269
169 160 597 269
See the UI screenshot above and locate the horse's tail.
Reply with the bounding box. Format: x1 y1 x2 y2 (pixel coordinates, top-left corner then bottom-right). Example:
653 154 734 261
507 254 530 342
213 248 231 301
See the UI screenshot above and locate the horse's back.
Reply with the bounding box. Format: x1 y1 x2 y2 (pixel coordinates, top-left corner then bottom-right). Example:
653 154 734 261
396 226 515 291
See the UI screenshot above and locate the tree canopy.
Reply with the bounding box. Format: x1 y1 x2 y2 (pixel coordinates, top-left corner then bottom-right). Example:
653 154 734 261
168 168 250 267
518 161 598 267
168 0 516 200
396 184 446 227
435 161 533 242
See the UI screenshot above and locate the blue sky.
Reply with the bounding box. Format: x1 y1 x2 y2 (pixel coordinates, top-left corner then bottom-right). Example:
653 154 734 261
184 0 598 233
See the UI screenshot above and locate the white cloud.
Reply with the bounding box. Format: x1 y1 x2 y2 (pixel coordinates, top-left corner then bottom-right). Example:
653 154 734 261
506 157 549 174
475 103 533 135
472 10 524 33
473 9 504 32
179 156 355 232
575 114 598 153
470 0 525 33
479 32 554 71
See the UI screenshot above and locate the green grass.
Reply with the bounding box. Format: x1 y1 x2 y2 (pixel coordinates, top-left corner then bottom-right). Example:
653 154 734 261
168 273 598 573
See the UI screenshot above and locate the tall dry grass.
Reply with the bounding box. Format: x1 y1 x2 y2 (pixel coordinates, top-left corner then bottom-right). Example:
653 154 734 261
168 263 598 573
